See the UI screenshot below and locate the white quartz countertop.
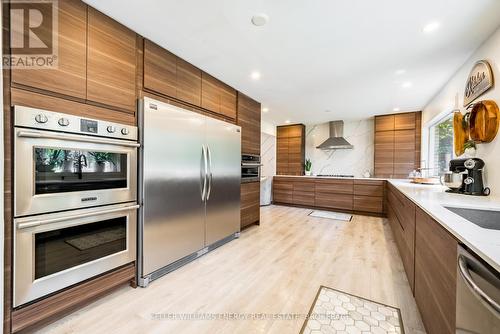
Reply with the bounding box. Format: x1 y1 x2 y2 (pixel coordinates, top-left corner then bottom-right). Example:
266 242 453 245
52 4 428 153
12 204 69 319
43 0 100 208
388 179 500 272
274 175 387 181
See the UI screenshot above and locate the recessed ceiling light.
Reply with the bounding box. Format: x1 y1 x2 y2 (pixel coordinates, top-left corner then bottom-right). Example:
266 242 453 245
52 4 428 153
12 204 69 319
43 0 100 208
423 21 440 34
395 69 406 75
262 107 269 113
251 13 269 26
393 107 400 112
285 120 291 124
402 81 413 88
324 109 332 113
250 71 261 80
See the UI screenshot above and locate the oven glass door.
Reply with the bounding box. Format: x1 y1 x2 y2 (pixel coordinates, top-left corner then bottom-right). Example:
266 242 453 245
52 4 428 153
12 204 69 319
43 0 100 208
14 204 137 307
34 147 128 194
15 129 137 216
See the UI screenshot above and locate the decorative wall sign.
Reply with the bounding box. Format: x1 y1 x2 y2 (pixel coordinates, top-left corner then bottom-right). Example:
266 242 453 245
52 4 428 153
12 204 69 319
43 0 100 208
464 60 494 107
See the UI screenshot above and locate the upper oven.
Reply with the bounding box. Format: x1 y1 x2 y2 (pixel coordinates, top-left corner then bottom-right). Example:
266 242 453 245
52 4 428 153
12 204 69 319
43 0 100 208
14 105 139 217
241 154 261 183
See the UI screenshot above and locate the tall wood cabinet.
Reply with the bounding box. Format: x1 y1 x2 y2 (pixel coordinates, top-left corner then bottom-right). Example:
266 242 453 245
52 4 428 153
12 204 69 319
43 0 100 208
374 112 421 178
276 124 305 175
237 93 261 155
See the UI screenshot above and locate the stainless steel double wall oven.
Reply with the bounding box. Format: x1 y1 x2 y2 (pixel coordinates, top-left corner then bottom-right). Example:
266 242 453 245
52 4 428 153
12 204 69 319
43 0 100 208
13 105 139 307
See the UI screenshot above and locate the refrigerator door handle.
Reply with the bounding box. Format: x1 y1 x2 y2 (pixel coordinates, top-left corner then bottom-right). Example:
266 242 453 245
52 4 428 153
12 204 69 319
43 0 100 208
201 145 208 201
206 145 213 201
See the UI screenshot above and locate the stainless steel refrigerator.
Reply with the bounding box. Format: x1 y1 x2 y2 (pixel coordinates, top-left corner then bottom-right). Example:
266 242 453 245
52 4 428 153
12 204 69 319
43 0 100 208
138 97 241 286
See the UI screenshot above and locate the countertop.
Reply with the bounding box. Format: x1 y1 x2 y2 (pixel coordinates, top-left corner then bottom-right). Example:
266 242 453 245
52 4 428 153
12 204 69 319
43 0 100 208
388 179 500 272
274 175 387 181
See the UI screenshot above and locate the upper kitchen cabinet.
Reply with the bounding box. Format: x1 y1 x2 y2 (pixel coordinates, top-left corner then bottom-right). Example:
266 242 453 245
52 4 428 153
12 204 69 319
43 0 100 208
143 39 177 98
11 0 87 99
201 73 237 119
237 92 261 155
395 112 416 130
87 7 137 112
176 58 202 107
375 115 394 132
276 124 305 175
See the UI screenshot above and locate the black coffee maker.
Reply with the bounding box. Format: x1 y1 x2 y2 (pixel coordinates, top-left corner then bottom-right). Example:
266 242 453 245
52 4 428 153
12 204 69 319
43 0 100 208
448 158 490 196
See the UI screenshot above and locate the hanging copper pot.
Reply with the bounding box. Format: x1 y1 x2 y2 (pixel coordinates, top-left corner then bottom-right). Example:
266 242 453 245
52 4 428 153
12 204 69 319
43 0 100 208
453 111 469 156
468 100 500 143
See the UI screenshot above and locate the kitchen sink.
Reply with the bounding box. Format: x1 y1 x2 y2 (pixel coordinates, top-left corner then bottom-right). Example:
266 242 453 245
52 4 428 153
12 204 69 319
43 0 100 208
444 206 500 230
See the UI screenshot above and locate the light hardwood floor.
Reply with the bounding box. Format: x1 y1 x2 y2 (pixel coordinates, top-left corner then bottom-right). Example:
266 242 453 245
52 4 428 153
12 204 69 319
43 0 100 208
39 205 425 334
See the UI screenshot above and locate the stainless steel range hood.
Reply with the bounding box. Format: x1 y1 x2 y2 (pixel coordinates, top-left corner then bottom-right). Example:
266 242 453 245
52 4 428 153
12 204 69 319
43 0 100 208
316 121 353 150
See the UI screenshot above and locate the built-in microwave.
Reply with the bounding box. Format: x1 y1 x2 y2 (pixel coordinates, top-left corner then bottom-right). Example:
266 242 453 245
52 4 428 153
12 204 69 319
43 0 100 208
241 154 261 182
13 105 139 217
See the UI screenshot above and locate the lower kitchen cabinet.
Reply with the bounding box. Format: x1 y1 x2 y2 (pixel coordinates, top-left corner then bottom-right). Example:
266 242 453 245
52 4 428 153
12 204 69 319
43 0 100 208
415 207 457 334
241 182 260 228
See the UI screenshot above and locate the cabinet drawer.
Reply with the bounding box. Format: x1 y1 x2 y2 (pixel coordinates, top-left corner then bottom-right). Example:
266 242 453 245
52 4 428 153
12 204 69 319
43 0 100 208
292 191 315 206
315 179 354 194
293 181 315 192
353 184 384 197
273 191 293 204
353 196 383 213
315 193 353 210
273 182 293 191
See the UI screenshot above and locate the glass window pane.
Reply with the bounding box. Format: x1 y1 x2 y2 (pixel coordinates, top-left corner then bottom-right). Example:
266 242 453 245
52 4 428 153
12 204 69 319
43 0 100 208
428 114 454 176
34 148 128 194
34 217 127 279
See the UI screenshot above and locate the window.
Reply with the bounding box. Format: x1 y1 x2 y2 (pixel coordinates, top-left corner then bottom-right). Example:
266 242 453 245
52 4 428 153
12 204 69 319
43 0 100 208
428 113 454 177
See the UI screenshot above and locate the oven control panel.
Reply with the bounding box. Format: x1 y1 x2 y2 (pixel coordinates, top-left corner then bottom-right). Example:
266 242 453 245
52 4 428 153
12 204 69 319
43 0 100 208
15 106 138 141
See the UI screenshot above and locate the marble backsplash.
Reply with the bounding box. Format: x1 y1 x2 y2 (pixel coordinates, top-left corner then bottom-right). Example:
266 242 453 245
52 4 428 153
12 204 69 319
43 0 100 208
305 119 374 177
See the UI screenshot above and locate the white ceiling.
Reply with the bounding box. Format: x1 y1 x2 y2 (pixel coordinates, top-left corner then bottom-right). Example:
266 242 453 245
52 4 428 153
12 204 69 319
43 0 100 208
85 0 500 125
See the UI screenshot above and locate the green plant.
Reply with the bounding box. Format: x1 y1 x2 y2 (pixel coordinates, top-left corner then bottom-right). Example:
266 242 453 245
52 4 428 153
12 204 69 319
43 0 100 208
305 159 312 172
90 152 115 165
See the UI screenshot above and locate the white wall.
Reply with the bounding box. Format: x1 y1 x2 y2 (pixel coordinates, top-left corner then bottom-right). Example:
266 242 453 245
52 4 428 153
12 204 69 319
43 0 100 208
305 119 374 177
422 27 500 194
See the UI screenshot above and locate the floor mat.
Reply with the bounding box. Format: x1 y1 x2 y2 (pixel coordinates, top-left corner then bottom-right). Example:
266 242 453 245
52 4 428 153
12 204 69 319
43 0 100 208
300 286 404 334
308 210 352 222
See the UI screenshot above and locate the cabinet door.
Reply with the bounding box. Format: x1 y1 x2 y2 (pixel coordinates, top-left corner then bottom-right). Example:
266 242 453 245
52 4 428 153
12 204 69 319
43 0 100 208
395 112 416 130
276 137 289 175
201 73 220 113
394 129 416 178
273 179 293 204
176 58 201 106
415 208 457 334
374 131 394 177
143 39 177 98
11 0 87 99
288 137 304 175
375 115 394 131
87 8 137 111
237 93 261 155
292 181 315 206
354 196 383 213
219 82 237 119
241 182 260 228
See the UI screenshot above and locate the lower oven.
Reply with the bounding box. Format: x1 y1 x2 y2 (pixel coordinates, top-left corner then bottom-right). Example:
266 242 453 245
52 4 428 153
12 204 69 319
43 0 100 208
241 154 261 183
13 203 138 307
14 105 139 217
456 245 500 333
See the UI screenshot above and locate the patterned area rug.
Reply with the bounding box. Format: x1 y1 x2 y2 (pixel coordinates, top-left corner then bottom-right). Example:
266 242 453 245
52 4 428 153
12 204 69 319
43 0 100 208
300 286 404 334
308 210 353 222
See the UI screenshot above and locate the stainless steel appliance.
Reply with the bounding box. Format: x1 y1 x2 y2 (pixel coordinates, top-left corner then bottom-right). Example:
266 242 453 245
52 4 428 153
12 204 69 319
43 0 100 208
14 105 139 216
138 97 241 286
13 203 138 307
446 158 490 196
241 154 261 182
456 245 500 333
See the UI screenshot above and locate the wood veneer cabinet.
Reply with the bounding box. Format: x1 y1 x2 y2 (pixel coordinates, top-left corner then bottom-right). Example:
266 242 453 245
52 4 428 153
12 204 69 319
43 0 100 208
11 0 87 99
237 92 261 155
201 73 237 119
415 207 457 334
241 182 260 228
276 124 305 175
374 112 421 178
87 7 137 112
143 39 177 98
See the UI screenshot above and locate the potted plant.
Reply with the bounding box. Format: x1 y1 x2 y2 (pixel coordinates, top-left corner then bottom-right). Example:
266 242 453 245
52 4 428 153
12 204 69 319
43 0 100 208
304 159 312 176
464 140 477 157
90 152 115 172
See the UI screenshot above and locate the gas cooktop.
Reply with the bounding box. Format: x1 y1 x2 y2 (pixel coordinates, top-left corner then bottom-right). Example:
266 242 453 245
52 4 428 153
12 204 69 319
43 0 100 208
316 174 355 178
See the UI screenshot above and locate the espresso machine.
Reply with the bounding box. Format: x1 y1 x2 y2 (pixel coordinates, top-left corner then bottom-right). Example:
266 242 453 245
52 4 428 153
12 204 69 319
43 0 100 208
444 158 490 196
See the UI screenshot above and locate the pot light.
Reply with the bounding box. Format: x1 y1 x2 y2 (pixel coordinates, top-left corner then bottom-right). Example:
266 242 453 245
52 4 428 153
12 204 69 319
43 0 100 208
324 109 332 113
285 120 291 124
423 21 440 34
251 13 269 27
402 81 413 88
262 107 269 113
393 107 400 112
395 69 406 75
250 71 261 80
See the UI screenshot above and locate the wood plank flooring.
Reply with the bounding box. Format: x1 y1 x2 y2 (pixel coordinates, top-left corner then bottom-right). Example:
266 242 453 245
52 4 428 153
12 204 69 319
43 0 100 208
38 205 425 334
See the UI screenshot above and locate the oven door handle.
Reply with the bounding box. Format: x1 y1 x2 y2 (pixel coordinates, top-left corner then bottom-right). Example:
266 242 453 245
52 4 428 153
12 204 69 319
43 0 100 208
17 130 140 148
17 204 140 229
458 254 500 316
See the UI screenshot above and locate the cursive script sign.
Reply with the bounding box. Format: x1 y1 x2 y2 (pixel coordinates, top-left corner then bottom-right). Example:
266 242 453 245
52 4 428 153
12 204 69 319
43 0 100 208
464 60 494 106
